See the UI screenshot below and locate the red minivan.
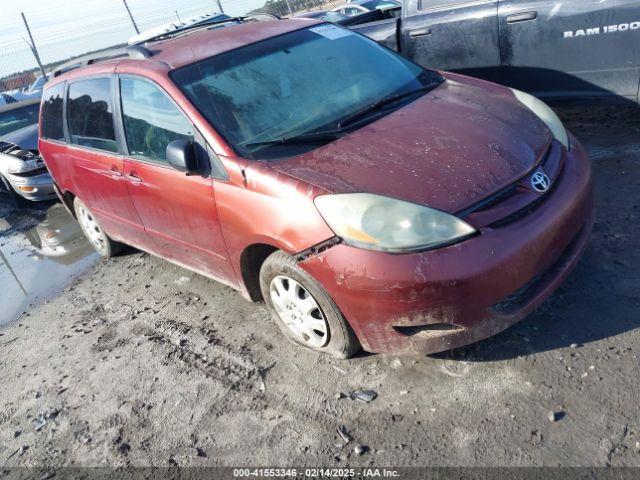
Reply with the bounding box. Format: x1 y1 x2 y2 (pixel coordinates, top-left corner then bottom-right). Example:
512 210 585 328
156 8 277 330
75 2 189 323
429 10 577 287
39 19 593 358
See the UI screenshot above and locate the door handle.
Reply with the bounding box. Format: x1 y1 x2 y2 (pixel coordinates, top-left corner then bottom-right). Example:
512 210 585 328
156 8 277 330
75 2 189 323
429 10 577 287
507 11 537 23
409 27 431 38
109 166 122 178
125 172 142 185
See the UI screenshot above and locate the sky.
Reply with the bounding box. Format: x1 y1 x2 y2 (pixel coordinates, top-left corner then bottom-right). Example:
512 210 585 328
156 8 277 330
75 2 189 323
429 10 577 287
0 0 266 77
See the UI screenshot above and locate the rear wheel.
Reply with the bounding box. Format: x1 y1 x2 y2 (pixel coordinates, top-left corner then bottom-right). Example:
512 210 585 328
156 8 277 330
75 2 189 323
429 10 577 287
73 198 121 257
259 250 360 358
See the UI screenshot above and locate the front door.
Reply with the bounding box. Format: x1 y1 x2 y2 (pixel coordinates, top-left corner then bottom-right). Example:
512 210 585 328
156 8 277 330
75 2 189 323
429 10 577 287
117 75 236 284
498 0 640 100
65 76 152 249
401 0 501 83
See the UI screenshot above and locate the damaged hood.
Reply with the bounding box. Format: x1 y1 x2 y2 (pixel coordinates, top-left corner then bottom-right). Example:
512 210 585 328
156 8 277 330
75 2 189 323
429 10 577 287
267 74 553 213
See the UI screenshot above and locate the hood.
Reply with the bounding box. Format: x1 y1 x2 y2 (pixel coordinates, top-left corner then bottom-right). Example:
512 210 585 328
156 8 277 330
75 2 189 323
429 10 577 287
267 74 552 213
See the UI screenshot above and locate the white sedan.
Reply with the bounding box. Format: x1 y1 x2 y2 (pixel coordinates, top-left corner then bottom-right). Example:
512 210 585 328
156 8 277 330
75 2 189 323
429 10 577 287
332 0 400 16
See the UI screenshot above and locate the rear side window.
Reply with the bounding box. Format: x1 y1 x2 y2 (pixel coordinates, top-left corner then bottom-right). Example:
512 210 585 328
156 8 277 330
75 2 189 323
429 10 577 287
41 84 65 140
67 78 117 153
120 77 194 164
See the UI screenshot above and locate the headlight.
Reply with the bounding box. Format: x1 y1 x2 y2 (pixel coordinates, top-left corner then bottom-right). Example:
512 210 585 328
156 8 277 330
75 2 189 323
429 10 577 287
510 88 569 149
314 193 476 253
7 158 44 174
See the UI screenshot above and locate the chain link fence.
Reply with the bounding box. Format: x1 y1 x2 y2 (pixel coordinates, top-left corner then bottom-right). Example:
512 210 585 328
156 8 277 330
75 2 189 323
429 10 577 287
0 0 341 97
251 0 339 17
0 42 37 94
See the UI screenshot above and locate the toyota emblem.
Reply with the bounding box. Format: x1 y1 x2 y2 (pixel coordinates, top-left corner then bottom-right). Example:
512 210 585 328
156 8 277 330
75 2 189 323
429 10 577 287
531 171 551 193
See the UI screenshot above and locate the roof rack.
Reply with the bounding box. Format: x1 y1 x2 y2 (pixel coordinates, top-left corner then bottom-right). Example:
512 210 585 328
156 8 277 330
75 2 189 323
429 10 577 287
52 47 127 78
51 43 161 77
125 45 153 59
128 12 281 46
129 15 241 45
52 12 282 78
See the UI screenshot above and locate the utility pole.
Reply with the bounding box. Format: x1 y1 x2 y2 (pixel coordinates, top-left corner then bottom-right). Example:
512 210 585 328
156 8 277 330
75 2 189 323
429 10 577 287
20 12 46 79
216 0 225 14
122 0 140 34
283 0 293 16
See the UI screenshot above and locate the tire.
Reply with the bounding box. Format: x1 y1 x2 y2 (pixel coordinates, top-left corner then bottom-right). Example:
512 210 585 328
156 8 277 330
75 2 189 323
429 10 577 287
0 174 27 208
0 174 9 193
73 197 122 258
259 250 360 359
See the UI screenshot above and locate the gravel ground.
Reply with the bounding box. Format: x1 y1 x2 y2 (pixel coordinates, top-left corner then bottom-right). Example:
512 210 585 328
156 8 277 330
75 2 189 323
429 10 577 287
0 104 639 468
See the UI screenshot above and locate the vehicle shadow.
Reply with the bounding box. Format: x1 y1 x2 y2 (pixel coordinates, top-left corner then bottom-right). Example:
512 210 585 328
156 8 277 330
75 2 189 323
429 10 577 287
431 248 635 362
454 66 640 107
0 195 56 235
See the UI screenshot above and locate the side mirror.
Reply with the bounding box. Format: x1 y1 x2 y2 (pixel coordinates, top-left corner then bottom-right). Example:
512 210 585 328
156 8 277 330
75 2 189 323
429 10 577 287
166 139 198 172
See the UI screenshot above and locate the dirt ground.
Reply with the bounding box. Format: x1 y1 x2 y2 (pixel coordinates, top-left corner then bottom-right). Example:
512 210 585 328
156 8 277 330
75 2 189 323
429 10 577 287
0 104 639 468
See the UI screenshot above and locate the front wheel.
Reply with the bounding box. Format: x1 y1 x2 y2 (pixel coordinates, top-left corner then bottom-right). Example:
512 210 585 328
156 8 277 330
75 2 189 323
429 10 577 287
259 250 360 358
73 198 121 257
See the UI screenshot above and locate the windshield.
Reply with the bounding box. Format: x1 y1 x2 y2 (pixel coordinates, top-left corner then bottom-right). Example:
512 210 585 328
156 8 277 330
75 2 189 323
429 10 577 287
29 76 47 92
172 25 441 159
0 103 40 137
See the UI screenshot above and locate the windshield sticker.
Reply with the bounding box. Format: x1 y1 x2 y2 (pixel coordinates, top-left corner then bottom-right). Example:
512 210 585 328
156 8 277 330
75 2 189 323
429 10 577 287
309 25 353 40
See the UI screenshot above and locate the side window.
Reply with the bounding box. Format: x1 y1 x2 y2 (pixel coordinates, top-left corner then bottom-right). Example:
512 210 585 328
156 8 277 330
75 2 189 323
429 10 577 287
67 78 118 153
418 0 463 12
41 84 65 141
120 77 195 164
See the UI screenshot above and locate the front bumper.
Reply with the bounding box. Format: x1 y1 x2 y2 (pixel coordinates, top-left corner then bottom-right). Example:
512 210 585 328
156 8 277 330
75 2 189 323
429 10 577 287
6 171 57 201
300 134 594 354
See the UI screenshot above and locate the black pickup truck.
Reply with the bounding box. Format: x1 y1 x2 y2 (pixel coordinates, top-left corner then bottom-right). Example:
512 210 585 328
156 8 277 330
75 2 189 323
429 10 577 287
341 0 640 102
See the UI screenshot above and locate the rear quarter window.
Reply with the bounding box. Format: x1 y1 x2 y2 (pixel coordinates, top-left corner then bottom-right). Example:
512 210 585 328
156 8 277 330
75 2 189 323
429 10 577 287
41 84 65 141
67 78 118 153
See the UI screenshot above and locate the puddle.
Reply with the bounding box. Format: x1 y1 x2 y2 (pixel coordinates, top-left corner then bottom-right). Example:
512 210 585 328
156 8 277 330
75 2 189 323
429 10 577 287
0 202 98 326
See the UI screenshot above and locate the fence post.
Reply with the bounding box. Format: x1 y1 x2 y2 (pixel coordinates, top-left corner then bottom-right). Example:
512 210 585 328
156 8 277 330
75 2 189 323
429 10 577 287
284 0 294 16
122 0 140 34
20 12 46 79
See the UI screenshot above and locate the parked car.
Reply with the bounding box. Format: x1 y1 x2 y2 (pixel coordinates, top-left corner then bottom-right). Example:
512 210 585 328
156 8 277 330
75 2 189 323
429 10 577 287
294 10 348 22
40 19 593 357
128 12 232 44
342 0 640 102
0 89 41 106
24 74 50 96
0 98 39 137
1 75 47 104
332 0 400 17
0 99 56 202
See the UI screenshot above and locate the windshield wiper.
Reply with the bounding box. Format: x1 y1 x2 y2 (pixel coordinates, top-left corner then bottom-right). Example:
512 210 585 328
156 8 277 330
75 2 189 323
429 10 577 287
244 81 440 149
337 84 437 129
244 131 342 148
